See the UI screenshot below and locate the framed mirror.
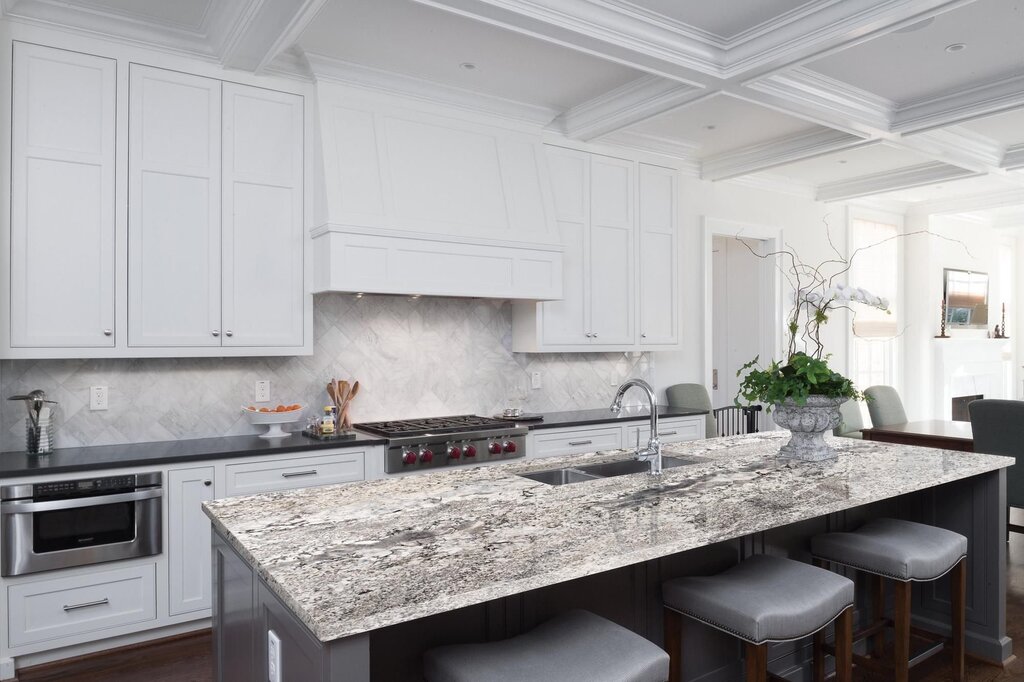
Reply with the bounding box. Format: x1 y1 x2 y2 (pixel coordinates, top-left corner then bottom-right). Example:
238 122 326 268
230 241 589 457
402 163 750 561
943 268 989 329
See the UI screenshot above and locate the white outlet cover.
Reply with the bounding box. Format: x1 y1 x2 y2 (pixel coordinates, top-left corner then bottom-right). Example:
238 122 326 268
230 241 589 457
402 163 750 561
531 372 542 389
89 386 108 411
255 380 271 403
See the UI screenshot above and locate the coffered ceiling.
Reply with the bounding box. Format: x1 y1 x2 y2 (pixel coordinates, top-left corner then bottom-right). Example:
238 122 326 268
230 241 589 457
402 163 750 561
3 0 1022 225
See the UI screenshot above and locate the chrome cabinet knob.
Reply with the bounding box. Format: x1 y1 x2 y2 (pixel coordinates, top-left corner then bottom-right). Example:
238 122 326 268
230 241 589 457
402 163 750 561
103 329 112 336
225 330 233 337
203 480 212 487
212 330 220 337
641 333 647 338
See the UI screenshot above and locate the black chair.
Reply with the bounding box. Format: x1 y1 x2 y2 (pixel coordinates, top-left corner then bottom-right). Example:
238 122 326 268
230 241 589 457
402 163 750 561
712 405 762 437
969 399 1024 535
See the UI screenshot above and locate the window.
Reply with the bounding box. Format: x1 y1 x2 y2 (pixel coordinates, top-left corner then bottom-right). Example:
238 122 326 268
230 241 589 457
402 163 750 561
848 214 901 395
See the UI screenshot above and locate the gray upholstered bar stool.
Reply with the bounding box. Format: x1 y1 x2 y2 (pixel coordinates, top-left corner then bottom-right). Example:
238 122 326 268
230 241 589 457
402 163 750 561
811 518 968 682
423 609 669 682
662 555 854 682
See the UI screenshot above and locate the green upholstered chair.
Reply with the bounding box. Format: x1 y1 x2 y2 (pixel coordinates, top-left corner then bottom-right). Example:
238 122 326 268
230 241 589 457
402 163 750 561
864 385 907 428
834 399 864 439
664 383 715 437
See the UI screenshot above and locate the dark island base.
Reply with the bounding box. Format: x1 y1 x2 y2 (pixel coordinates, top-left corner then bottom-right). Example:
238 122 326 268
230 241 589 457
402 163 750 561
212 470 1010 681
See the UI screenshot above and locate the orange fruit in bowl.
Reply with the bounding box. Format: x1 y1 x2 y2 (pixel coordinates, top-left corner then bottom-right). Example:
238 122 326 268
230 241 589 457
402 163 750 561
259 407 270 413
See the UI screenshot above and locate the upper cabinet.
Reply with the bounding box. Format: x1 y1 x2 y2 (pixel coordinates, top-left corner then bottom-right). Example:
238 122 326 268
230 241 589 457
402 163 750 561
513 146 680 353
3 45 310 359
310 81 563 300
9 43 116 349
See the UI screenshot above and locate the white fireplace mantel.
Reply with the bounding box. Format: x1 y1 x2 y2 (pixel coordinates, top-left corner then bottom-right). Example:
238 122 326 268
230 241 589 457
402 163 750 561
932 338 1013 420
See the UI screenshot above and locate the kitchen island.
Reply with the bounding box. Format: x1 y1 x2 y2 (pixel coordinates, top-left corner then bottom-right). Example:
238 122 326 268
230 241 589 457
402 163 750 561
204 432 1014 681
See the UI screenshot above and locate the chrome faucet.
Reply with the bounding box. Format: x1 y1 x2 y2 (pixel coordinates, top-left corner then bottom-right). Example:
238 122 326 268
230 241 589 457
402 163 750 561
610 378 662 475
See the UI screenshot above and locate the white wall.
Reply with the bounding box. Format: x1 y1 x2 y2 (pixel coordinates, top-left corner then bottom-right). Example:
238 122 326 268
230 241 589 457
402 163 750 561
652 178 850 399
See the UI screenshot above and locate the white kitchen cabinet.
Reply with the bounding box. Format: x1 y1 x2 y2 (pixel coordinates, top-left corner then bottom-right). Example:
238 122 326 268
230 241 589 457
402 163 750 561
167 466 216 616
530 425 623 459
127 67 306 351
624 416 705 448
513 148 676 352
223 450 364 497
129 66 222 347
638 164 679 347
9 42 116 348
221 84 304 347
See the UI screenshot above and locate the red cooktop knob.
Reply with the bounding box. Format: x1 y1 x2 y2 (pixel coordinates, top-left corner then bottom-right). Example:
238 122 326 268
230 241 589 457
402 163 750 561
464 445 477 457
402 450 418 465
503 440 517 454
488 442 502 455
447 445 462 459
419 448 434 463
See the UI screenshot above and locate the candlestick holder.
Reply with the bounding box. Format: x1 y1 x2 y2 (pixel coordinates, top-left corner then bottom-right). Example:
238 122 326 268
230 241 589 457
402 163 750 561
935 298 950 338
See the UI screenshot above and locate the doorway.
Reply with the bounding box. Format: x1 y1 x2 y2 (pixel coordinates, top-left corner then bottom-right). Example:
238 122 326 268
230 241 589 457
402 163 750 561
703 218 783 426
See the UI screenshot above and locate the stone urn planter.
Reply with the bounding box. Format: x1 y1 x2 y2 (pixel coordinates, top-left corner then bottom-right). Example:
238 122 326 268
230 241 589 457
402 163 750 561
772 396 846 461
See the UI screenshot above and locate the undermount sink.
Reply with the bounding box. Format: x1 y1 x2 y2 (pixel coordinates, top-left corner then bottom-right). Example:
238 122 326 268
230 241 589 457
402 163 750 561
520 455 706 486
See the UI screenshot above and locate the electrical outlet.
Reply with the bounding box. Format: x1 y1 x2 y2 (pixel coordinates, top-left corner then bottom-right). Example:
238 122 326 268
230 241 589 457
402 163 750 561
89 386 108 411
531 372 542 389
255 380 271 403
268 630 282 682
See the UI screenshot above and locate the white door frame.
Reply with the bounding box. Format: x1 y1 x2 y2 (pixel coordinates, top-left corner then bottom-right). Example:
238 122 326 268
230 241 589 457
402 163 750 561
702 217 785 405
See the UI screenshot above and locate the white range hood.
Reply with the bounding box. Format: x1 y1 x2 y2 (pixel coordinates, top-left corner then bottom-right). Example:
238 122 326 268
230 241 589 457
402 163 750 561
310 73 563 300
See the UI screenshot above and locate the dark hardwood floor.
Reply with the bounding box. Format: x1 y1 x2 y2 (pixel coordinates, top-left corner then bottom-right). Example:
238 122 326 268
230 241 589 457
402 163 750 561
16 532 1024 681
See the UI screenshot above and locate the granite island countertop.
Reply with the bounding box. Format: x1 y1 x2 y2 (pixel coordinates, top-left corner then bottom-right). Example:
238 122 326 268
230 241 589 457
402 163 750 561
203 432 1013 643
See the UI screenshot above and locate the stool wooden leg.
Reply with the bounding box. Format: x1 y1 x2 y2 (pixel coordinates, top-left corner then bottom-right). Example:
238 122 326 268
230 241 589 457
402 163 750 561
834 606 853 682
894 579 912 682
745 642 768 682
951 558 967 682
663 607 683 682
812 626 826 682
870 574 886 657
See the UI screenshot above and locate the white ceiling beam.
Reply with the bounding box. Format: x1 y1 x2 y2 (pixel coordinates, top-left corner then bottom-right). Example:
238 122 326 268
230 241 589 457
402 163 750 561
816 162 980 202
220 0 329 73
701 129 871 181
1003 144 1024 170
551 76 709 140
895 128 1005 174
891 74 1024 133
914 187 1024 215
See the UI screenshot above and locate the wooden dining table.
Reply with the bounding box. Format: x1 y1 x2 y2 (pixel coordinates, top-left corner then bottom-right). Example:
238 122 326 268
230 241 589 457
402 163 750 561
861 420 974 452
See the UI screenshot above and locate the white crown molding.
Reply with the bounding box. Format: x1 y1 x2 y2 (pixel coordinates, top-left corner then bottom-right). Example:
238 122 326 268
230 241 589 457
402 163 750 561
595 130 701 175
912 187 1024 216
992 208 1024 229
724 172 817 201
742 67 893 133
816 162 980 202
701 128 870 181
1002 143 1024 170
551 75 708 140
892 74 1024 133
305 53 559 126
219 0 328 73
261 47 313 82
844 195 912 215
899 127 1005 173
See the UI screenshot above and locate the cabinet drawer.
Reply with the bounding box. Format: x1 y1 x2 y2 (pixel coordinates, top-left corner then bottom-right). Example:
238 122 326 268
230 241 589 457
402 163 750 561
626 417 704 446
225 451 365 497
531 427 623 459
8 563 156 648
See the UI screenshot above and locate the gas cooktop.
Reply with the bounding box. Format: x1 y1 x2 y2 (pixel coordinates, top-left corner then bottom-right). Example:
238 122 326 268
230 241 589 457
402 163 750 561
354 415 512 438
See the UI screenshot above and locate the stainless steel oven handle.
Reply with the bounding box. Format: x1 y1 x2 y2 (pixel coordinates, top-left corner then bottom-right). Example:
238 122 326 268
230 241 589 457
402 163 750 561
63 598 110 612
0 488 163 514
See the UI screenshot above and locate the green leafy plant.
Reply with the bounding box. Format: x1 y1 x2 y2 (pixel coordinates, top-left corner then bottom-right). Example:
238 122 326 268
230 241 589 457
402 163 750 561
737 352 862 410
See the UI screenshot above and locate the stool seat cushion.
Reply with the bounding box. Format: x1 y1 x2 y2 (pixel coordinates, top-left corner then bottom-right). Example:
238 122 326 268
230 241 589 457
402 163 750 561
423 609 669 682
662 555 854 645
811 518 967 581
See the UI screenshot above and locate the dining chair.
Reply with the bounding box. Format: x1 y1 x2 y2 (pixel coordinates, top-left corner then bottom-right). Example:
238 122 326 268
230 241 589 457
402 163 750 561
969 399 1024 535
833 399 864 439
864 385 907 428
665 383 716 438
711 405 762 436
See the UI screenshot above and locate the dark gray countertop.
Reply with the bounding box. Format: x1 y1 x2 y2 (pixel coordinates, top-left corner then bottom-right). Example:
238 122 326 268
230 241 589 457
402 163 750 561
522 405 707 430
0 432 387 479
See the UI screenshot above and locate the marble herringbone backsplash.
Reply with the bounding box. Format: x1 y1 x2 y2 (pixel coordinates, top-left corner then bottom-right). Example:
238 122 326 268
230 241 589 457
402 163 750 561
1 295 651 451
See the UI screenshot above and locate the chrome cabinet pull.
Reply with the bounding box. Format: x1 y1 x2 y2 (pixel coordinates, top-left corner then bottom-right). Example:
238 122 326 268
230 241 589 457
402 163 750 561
658 431 678 436
281 470 318 479
63 598 109 612
568 440 593 446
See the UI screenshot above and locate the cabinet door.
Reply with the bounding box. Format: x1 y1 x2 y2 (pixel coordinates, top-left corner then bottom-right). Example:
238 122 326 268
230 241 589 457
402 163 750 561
221 84 304 347
541 147 590 346
638 164 679 346
10 43 116 347
129 65 222 347
589 155 634 345
168 466 216 616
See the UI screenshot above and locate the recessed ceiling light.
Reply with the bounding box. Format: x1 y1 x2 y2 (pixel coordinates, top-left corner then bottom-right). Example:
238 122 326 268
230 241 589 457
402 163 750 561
705 125 716 131
459 62 477 70
945 43 967 53
838 159 848 164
